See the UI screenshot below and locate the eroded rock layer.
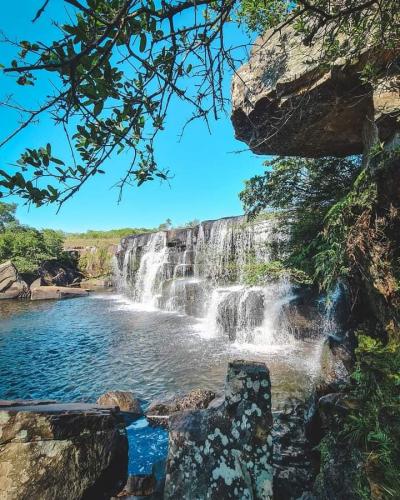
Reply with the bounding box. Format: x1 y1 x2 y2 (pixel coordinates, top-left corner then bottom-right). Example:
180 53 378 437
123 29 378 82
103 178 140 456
231 26 399 157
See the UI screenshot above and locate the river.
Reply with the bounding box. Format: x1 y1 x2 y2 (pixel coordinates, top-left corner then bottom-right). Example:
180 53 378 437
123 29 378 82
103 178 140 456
0 291 323 474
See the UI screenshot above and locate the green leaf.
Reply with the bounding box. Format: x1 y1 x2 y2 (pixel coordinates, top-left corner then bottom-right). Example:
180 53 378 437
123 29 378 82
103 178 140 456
93 101 104 117
51 157 65 166
139 33 147 52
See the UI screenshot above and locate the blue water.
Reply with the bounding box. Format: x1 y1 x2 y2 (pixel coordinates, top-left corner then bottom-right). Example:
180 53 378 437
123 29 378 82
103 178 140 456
0 292 322 473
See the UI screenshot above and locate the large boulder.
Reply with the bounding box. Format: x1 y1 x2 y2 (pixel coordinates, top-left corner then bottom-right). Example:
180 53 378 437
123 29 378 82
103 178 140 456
146 388 216 427
30 285 89 300
164 360 274 499
97 390 143 416
0 261 29 300
231 26 400 157
0 401 128 500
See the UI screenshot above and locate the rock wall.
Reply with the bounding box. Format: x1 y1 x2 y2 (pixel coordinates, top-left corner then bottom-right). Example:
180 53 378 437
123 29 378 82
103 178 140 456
164 360 274 499
0 401 128 500
231 26 399 157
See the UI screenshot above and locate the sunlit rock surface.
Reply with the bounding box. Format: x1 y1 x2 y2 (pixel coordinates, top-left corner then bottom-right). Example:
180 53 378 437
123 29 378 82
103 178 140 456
0 401 128 500
30 284 89 300
164 360 273 499
231 26 400 157
0 261 29 300
97 390 143 416
146 388 216 428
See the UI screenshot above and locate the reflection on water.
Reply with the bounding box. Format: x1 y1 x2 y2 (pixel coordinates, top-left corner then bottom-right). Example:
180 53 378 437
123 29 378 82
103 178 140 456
0 293 322 407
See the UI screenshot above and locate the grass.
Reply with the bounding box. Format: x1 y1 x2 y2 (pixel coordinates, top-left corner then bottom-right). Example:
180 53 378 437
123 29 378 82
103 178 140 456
63 227 152 249
64 236 121 248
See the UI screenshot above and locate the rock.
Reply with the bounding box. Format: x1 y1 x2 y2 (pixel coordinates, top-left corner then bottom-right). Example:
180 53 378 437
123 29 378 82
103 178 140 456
81 277 113 288
0 399 57 407
215 288 265 341
116 474 157 497
313 444 367 500
38 258 82 287
279 289 324 339
320 335 353 388
164 360 274 499
29 277 43 289
97 391 143 416
273 399 318 500
146 389 216 428
0 400 128 500
231 26 400 157
0 261 29 300
30 285 89 301
318 393 359 431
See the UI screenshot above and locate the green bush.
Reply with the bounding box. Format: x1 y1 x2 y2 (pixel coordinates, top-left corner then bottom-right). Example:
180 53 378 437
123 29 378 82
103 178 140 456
0 225 65 274
342 334 400 498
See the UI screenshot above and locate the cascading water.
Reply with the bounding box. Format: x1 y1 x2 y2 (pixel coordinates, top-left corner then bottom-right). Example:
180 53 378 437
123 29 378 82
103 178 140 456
115 216 305 345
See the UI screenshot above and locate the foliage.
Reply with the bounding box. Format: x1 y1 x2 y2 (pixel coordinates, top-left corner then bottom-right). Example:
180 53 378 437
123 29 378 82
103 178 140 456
78 245 113 278
240 156 362 285
0 0 397 206
242 259 311 286
0 225 65 274
339 334 400 498
65 227 151 247
0 201 18 230
157 218 173 231
0 201 66 274
313 169 377 293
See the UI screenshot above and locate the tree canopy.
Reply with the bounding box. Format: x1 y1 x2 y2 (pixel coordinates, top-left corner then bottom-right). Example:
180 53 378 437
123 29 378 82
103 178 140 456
0 0 397 207
0 201 65 274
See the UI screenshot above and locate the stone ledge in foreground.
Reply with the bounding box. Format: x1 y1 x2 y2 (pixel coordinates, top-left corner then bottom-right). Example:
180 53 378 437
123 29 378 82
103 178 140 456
0 399 128 500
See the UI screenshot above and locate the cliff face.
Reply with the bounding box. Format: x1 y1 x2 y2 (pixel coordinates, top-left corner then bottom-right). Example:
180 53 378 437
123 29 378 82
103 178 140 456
231 22 400 500
231 26 399 157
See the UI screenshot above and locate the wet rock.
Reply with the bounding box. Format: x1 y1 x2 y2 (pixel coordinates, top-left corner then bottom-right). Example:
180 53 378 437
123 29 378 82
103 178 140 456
0 261 29 300
273 400 318 500
116 474 156 497
320 334 353 388
278 288 324 339
146 388 215 428
216 288 265 341
30 285 89 300
97 391 143 416
231 25 400 157
318 393 359 431
157 279 209 317
0 401 128 500
164 360 274 499
313 445 366 500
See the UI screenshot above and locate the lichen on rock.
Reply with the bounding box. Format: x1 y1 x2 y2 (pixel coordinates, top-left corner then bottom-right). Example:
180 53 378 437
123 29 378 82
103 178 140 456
164 360 273 499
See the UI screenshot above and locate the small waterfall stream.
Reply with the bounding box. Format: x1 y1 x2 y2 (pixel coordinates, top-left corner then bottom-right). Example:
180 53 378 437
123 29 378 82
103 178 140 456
114 216 306 345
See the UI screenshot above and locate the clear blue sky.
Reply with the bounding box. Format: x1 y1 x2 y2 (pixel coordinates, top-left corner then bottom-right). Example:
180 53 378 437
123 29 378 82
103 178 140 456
0 1 265 232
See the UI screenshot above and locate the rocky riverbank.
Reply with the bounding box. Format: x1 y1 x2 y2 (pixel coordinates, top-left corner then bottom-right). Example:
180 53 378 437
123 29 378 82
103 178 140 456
0 347 352 499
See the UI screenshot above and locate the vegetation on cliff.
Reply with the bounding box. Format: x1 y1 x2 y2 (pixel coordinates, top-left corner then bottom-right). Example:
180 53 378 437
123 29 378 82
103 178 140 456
241 148 400 496
240 156 362 286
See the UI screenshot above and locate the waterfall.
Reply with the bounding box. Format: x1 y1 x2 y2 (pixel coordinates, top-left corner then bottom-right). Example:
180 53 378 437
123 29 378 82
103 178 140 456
115 216 301 344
